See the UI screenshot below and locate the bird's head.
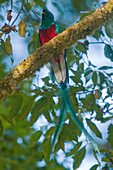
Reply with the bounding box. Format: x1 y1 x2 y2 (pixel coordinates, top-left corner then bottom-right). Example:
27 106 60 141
40 9 55 29
41 8 54 22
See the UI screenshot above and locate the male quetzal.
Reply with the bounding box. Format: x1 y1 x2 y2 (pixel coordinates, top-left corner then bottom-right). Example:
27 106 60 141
39 9 98 152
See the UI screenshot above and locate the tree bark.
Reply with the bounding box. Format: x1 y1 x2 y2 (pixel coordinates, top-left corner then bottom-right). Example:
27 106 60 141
0 0 113 101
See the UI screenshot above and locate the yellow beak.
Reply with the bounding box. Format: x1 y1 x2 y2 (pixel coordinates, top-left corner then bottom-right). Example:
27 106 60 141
41 12 45 15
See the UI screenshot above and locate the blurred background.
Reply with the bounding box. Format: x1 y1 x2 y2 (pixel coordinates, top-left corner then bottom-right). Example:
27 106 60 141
0 0 113 170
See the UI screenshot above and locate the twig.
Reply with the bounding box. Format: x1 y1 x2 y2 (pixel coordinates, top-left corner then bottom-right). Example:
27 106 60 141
26 0 41 22
22 8 32 22
11 0 13 9
89 41 110 45
11 0 25 26
89 42 105 44
31 9 41 22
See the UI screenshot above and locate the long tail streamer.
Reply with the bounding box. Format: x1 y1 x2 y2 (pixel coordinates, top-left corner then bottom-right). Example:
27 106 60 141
52 87 99 153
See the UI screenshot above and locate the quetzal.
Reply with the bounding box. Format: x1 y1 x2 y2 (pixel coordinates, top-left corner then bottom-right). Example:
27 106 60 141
39 9 99 152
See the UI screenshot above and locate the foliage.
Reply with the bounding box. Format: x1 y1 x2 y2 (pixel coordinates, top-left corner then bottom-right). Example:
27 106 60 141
0 0 113 170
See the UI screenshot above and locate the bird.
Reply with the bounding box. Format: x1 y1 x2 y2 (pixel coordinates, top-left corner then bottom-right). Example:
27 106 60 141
39 8 99 152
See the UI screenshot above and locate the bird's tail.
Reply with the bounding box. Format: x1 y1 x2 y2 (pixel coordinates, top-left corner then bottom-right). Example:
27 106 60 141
52 86 99 152
52 83 68 150
60 87 99 152
52 90 66 151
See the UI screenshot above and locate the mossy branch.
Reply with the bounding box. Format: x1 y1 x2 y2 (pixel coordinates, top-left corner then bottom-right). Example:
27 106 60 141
0 0 113 101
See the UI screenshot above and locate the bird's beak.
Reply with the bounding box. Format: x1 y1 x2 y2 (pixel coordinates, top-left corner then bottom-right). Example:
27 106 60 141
41 12 45 15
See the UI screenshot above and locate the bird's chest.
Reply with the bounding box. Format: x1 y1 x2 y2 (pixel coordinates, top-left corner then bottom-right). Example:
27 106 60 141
39 24 58 45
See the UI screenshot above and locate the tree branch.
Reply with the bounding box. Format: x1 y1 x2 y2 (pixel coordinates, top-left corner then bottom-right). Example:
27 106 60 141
0 0 113 101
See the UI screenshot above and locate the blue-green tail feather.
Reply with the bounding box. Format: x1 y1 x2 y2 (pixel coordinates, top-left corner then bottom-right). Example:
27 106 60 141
60 87 99 152
52 98 66 151
52 86 99 152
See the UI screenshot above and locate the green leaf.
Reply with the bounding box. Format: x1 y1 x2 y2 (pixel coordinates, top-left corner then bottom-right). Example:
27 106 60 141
101 116 113 123
45 126 55 139
73 146 86 169
28 96 49 126
92 71 97 87
80 10 93 20
5 35 12 55
94 90 102 99
0 14 4 21
92 148 100 165
107 124 113 147
99 148 107 153
95 104 103 121
43 109 52 123
70 76 81 84
75 43 87 54
0 114 14 126
84 68 93 77
66 142 82 156
33 0 46 8
55 132 65 151
102 164 109 170
84 68 93 84
89 61 96 67
15 96 35 121
109 149 113 155
80 93 95 112
18 19 27 37
28 31 41 54
0 119 3 137
10 57 14 64
0 32 4 38
46 160 67 170
72 0 87 11
104 45 113 62
92 29 101 40
70 85 85 93
89 164 99 170
70 70 82 85
99 72 105 85
28 41 36 54
9 94 23 118
105 19 113 39
99 66 113 70
62 123 78 142
29 130 42 148
102 157 111 163
86 119 102 138
79 63 84 73
42 137 52 165
69 94 78 112
0 0 8 4
0 63 6 78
